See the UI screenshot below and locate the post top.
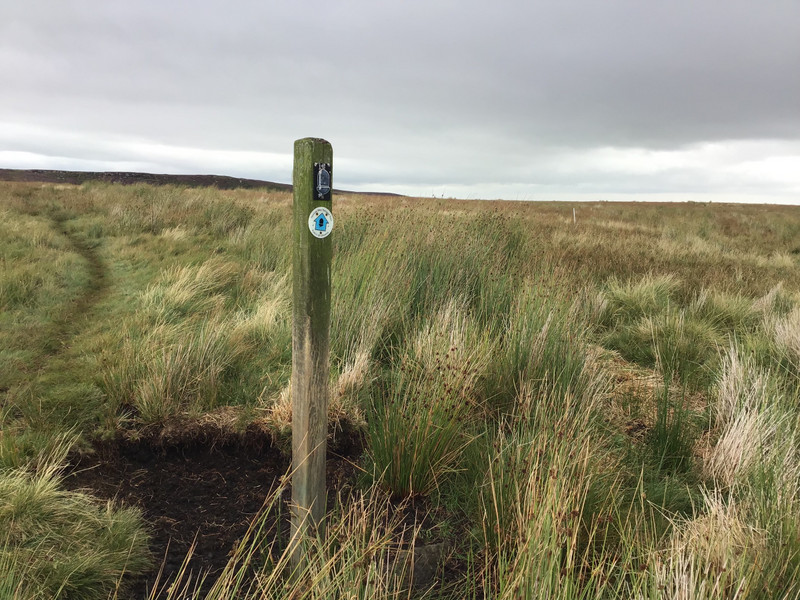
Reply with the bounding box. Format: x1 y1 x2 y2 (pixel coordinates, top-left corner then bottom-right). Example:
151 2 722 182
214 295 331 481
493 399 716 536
295 137 331 146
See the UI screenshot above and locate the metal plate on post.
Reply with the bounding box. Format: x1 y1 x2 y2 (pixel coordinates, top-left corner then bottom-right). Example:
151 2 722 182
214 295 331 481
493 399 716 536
308 206 334 238
314 162 332 201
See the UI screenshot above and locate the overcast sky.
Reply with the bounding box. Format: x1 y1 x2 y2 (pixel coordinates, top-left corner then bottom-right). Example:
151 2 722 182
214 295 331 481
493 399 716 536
1 1 799 202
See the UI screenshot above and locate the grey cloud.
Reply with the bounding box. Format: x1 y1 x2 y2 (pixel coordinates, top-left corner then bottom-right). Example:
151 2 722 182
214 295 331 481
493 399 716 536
1 1 799 199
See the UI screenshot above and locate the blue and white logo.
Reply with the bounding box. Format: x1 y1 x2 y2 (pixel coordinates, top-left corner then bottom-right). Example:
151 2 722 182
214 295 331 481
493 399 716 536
308 207 334 239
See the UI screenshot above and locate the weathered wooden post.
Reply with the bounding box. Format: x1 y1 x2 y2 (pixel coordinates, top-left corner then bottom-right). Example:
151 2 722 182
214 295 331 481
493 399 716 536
290 138 333 566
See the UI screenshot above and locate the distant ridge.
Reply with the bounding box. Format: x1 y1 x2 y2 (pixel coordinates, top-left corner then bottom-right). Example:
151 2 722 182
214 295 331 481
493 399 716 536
0 168 292 191
0 168 399 196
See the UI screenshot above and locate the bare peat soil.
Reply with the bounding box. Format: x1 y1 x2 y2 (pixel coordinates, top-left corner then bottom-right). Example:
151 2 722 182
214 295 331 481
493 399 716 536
64 434 361 598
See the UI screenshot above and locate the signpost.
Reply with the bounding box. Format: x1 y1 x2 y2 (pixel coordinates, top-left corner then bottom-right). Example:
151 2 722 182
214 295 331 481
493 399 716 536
290 138 333 566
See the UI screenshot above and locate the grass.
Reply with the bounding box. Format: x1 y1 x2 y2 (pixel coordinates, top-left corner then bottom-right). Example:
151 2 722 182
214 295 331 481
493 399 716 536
0 437 150 599
3 180 800 598
0 207 88 390
366 358 475 499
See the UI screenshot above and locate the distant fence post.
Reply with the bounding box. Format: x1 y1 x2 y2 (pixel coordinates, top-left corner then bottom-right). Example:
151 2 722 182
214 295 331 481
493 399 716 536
290 138 333 567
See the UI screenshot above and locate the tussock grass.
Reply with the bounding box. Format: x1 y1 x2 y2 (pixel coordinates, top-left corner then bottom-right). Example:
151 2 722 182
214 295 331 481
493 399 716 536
366 363 476 499
0 439 150 599
230 272 290 347
647 310 723 385
331 236 412 389
136 320 246 421
103 317 250 421
771 306 800 381
475 378 635 599
485 285 599 416
689 289 761 334
592 275 800 390
645 382 697 475
139 260 242 322
644 491 766 600
599 273 681 326
406 297 495 401
103 261 294 423
704 348 783 487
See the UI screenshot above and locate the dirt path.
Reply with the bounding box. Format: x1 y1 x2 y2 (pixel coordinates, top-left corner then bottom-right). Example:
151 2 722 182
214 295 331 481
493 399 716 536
7 203 111 379
40 210 109 363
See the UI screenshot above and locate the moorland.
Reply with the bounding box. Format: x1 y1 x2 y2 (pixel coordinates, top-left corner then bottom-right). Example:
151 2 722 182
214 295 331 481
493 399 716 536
2 180 800 599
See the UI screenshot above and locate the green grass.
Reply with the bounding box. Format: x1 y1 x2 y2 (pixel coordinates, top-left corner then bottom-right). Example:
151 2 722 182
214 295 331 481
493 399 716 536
3 181 800 598
645 382 696 475
0 207 88 390
0 439 150 600
592 275 800 391
366 360 475 499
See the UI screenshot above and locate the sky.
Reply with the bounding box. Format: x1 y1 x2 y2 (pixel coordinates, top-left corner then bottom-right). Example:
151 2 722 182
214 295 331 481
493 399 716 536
1 1 799 203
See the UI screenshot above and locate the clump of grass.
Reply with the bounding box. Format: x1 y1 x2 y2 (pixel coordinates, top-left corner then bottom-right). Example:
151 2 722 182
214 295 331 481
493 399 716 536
640 474 800 599
477 383 625 598
486 285 599 416
644 490 767 600
331 265 405 398
714 347 774 423
102 261 294 423
704 347 783 487
689 289 761 334
645 382 696 475
644 310 721 385
735 289 800 394
227 202 291 272
688 343 800 597
105 318 250 423
753 282 797 317
230 272 290 347
331 229 413 372
139 260 243 323
261 381 366 456
136 320 247 421
595 276 747 389
770 306 800 381
366 362 475 499
0 427 78 472
90 183 255 237
365 299 492 499
405 297 495 402
0 443 150 599
597 273 680 327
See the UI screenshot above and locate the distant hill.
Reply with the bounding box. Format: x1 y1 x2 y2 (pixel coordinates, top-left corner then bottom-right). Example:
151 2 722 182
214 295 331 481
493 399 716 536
0 168 292 191
0 168 400 197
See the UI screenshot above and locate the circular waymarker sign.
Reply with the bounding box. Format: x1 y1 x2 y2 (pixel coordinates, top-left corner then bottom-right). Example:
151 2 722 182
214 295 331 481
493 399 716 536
308 207 334 239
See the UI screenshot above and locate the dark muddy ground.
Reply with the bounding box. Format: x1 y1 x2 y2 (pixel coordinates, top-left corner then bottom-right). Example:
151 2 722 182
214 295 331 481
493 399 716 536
64 435 362 598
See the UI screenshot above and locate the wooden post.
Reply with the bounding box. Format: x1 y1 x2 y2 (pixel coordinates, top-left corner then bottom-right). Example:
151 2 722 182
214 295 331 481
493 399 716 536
290 138 333 566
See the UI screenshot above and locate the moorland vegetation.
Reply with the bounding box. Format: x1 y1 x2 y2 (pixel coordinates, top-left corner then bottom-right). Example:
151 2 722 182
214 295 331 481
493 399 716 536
2 181 800 598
